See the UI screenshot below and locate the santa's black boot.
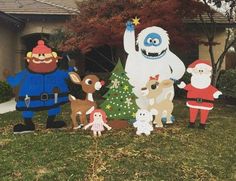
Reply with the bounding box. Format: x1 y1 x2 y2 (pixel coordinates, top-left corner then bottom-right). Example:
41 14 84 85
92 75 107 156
13 118 35 134
46 115 66 129
198 123 206 129
188 122 195 128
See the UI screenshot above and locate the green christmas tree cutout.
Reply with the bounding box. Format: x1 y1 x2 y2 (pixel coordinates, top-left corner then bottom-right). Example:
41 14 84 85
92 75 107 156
100 60 138 120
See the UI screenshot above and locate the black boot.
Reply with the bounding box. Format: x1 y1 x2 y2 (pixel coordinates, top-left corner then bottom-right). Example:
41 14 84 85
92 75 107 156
46 115 66 129
198 123 206 129
13 118 35 134
188 122 195 128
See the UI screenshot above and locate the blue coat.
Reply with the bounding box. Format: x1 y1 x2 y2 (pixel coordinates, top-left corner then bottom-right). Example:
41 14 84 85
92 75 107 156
7 68 72 111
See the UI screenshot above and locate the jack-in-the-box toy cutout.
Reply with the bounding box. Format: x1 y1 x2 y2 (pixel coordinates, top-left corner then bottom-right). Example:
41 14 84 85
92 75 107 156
123 19 185 109
3 40 74 133
178 60 222 129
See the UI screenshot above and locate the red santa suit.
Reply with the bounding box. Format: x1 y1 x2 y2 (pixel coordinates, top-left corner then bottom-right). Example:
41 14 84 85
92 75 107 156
184 84 219 124
180 60 222 126
185 84 218 110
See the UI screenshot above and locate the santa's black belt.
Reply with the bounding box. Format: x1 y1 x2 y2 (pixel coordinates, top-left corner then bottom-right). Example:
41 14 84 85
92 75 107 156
18 92 68 101
187 98 214 103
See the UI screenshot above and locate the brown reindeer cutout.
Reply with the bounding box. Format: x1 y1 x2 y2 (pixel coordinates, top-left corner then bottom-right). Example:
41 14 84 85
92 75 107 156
69 72 104 129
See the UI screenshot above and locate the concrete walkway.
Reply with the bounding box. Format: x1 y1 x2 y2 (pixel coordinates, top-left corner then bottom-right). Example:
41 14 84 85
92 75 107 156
0 99 16 114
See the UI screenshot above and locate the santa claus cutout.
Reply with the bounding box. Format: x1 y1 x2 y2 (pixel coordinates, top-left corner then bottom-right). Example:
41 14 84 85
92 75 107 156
178 60 222 129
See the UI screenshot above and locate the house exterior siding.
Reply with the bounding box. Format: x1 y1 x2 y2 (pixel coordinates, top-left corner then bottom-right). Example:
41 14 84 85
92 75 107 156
0 21 18 80
198 29 227 69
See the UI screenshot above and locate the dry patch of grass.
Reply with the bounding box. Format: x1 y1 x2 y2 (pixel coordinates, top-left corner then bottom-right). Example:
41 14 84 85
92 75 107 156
0 101 235 180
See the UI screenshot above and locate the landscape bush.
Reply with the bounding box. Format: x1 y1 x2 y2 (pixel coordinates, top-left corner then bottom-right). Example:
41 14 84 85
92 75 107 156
0 81 13 103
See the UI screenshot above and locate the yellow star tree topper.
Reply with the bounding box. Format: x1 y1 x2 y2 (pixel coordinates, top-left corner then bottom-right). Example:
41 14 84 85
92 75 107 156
132 17 140 26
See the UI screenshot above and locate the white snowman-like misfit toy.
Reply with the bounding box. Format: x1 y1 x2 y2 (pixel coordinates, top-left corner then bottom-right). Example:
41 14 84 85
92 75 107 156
133 109 154 136
124 18 185 110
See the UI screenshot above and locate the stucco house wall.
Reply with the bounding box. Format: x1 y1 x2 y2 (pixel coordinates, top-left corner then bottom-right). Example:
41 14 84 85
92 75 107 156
20 17 65 37
0 0 78 80
198 29 227 69
0 21 17 80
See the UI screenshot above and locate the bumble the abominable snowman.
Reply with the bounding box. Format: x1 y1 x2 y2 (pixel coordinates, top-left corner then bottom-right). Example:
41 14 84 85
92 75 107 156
124 20 185 109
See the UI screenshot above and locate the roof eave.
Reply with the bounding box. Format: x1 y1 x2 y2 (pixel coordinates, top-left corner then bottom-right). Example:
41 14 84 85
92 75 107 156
6 12 76 15
185 22 236 28
0 11 25 30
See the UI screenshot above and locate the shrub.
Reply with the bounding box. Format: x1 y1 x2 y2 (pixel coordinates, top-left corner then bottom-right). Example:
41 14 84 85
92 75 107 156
218 69 236 98
0 81 13 103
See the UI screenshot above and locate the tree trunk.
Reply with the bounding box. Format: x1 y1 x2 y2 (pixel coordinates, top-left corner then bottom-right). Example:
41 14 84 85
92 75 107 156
212 69 220 87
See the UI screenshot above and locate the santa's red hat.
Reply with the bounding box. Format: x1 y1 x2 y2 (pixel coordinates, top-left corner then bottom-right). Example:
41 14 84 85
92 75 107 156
187 59 212 73
32 40 52 54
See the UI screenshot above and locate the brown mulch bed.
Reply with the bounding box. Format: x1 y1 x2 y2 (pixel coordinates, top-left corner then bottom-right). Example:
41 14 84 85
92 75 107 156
108 120 131 129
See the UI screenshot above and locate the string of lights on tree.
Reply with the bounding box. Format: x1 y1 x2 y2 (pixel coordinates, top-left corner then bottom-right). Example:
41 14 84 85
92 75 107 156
100 60 138 119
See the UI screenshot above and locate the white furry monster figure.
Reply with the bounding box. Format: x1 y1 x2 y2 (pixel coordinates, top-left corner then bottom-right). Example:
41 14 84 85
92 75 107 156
124 21 185 109
133 109 153 136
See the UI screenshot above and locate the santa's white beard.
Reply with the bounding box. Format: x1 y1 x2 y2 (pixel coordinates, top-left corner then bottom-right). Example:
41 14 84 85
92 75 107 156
191 74 211 89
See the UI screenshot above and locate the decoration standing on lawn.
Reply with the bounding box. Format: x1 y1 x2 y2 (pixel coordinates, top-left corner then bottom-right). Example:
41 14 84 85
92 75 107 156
178 60 222 129
3 40 75 133
84 109 112 137
124 18 185 109
142 76 174 128
100 60 138 120
133 109 153 136
68 72 104 130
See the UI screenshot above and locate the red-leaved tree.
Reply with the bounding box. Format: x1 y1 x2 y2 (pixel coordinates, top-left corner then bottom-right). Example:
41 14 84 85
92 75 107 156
58 0 204 70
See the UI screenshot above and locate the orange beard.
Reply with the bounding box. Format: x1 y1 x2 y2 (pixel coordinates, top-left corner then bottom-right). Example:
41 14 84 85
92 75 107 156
28 57 58 73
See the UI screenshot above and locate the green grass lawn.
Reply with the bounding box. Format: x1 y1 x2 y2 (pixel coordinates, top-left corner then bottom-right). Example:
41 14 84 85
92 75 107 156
0 99 235 181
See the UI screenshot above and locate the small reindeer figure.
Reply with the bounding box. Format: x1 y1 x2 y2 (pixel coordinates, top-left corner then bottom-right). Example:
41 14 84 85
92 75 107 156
69 72 104 130
141 76 174 128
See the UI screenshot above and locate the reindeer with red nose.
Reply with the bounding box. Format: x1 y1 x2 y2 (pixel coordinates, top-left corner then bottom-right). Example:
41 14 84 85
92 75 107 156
68 72 105 130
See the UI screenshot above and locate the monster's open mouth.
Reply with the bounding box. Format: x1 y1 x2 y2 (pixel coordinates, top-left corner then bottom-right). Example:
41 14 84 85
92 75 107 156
141 48 167 59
